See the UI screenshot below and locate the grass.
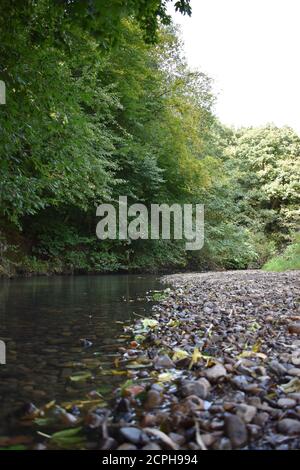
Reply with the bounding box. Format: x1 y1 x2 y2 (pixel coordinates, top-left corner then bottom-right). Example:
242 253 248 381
263 234 300 272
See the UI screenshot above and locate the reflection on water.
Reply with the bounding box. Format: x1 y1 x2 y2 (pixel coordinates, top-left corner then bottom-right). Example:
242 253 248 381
0 274 161 428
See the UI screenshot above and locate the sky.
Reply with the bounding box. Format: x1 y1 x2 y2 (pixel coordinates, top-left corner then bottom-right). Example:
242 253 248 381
170 0 300 133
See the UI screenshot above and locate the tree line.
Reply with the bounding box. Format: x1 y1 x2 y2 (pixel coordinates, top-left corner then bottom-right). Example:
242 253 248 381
0 0 299 275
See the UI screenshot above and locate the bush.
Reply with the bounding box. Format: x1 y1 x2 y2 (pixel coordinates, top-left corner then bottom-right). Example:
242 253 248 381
263 233 300 272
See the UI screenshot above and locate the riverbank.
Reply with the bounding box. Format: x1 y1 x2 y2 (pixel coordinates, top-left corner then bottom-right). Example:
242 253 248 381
1 270 300 450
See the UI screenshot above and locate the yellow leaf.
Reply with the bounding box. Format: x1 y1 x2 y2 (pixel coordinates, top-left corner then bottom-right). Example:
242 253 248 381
238 351 267 360
252 340 262 353
280 378 300 394
157 372 175 383
189 347 202 370
172 349 189 361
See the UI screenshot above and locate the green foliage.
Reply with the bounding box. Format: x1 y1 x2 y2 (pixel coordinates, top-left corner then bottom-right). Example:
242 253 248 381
226 126 300 248
263 233 300 272
0 3 298 275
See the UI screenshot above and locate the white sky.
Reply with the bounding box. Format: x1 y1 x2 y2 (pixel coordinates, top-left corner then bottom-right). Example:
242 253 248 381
170 0 300 133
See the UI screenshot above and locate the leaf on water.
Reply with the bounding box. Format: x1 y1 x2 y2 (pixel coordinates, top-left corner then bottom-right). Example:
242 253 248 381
43 400 56 410
111 369 128 375
50 427 86 447
61 399 106 410
34 417 56 426
69 371 93 382
126 362 152 369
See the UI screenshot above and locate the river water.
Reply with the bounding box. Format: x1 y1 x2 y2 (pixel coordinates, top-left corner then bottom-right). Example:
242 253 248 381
0 274 161 432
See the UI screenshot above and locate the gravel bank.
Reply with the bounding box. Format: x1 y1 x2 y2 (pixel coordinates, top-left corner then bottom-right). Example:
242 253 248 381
156 269 300 449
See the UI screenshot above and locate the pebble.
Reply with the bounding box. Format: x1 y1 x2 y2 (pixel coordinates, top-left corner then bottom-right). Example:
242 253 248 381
120 427 142 444
277 398 297 408
277 419 300 435
288 368 300 377
288 323 300 335
142 443 162 450
144 390 162 410
269 360 287 376
181 378 210 399
224 415 248 448
117 443 137 450
236 404 257 423
205 364 227 381
154 355 175 369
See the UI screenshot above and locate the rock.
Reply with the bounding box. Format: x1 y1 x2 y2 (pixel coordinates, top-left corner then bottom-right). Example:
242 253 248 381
253 412 269 427
247 424 262 439
142 443 162 450
144 390 162 410
277 398 297 408
154 355 175 369
224 415 248 448
288 368 300 377
213 437 232 450
277 419 300 435
181 378 210 399
100 438 118 450
201 433 217 447
197 377 211 398
140 413 157 427
288 323 300 335
291 351 300 365
168 432 185 446
236 404 257 423
117 443 137 450
205 364 227 381
231 375 249 390
288 393 300 402
120 427 142 444
269 361 287 376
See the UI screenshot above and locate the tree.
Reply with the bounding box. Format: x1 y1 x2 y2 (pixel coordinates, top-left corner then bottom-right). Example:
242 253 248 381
226 125 300 248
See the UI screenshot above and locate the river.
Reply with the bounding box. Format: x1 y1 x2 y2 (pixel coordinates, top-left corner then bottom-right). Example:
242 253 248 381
0 274 162 433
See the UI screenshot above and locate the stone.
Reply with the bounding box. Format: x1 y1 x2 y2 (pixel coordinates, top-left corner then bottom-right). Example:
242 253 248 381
236 404 257 423
253 412 269 427
269 361 287 376
288 368 300 377
288 323 300 335
142 443 162 450
201 433 217 447
213 437 232 450
181 378 210 399
224 415 248 448
144 390 162 410
154 354 175 369
117 443 137 450
277 419 300 435
205 364 227 381
277 398 297 408
168 432 185 446
120 427 142 444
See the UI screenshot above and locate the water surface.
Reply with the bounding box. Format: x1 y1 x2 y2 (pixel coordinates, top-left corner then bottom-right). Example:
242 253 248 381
0 274 161 430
